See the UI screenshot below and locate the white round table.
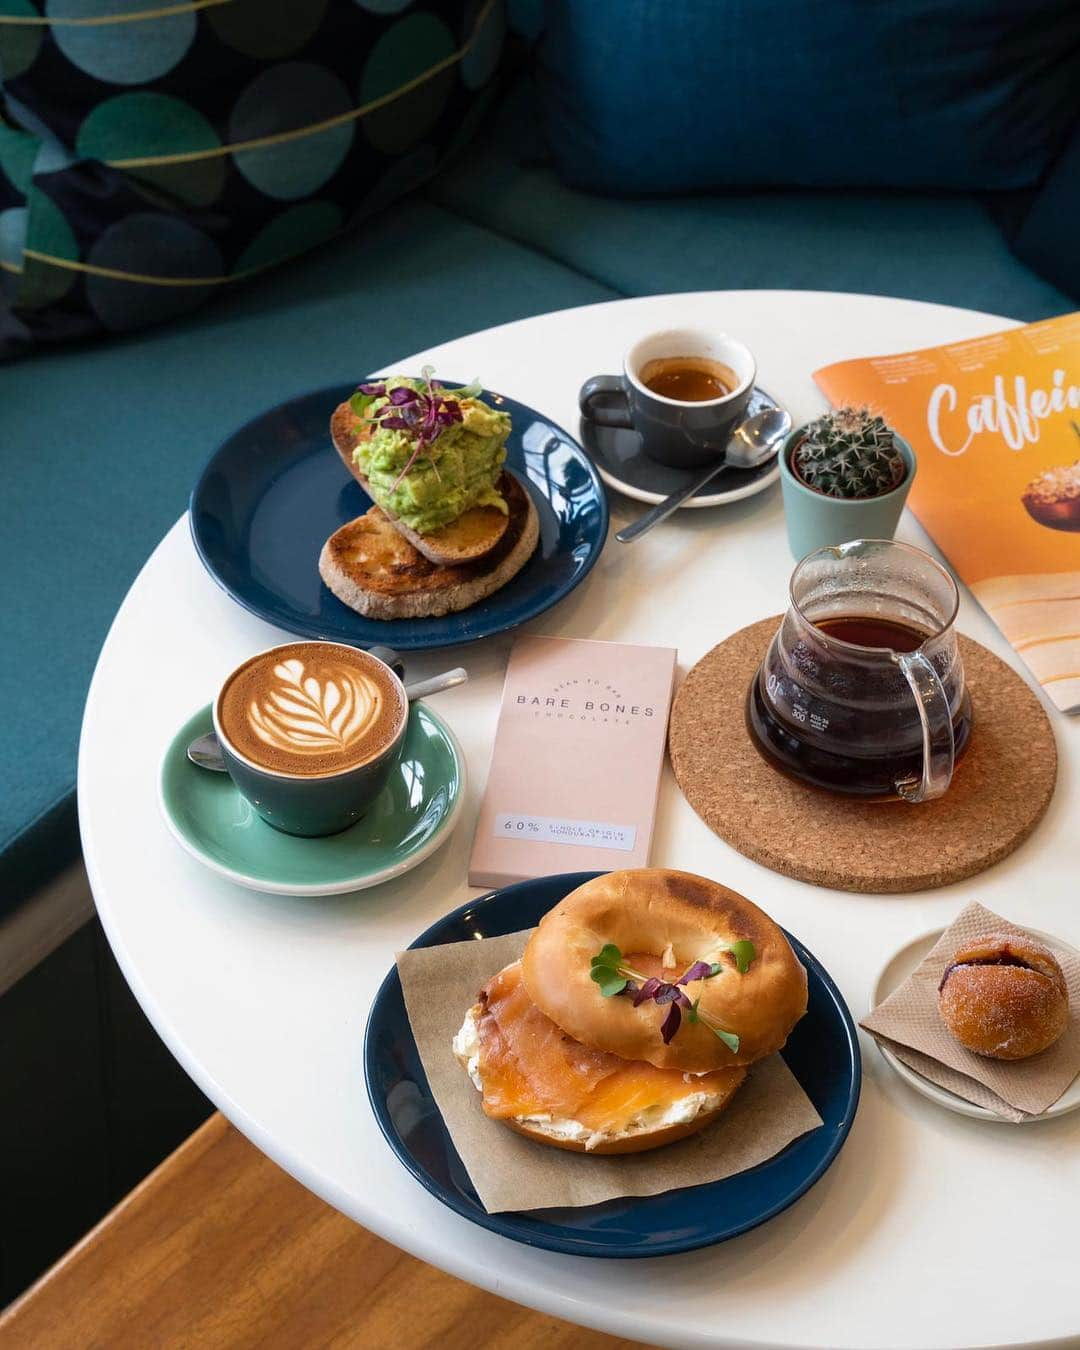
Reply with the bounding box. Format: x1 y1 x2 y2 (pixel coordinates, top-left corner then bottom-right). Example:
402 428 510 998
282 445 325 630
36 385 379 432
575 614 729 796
79 292 1080 1350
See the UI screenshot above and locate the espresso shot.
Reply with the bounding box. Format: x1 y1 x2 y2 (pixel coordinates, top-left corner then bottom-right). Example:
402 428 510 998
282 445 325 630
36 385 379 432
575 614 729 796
639 356 737 403
579 328 757 469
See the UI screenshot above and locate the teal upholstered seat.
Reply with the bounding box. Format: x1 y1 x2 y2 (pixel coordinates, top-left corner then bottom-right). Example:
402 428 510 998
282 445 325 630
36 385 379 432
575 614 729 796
0 78 1074 916
0 196 613 913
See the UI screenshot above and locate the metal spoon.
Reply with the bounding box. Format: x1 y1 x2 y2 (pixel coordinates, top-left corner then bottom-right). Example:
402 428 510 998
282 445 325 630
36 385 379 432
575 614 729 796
188 732 231 773
615 407 792 544
187 666 469 773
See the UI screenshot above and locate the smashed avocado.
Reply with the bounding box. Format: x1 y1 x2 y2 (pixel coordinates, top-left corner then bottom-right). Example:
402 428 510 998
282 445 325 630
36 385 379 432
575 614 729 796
353 377 511 534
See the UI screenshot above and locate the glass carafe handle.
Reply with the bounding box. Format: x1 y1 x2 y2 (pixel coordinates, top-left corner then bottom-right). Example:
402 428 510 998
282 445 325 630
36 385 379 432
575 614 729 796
895 651 955 803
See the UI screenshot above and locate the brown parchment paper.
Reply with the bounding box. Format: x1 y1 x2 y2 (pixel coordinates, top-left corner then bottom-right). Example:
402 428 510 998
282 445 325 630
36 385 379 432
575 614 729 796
861 902 1080 1120
396 929 823 1213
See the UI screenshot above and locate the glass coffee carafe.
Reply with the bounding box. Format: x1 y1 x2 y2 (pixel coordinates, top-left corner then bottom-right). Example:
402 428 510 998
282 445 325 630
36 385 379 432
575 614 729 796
746 539 972 802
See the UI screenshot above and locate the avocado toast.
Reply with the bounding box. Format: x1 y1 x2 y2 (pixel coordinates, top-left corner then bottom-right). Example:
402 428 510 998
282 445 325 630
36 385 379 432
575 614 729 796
330 404 511 564
322 371 539 618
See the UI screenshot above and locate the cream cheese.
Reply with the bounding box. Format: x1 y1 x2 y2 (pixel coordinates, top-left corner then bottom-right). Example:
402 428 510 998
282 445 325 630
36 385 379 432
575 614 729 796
452 1006 484 1091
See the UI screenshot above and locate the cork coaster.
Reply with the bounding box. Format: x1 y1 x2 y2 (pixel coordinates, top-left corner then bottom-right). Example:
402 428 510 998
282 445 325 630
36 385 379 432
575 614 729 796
668 618 1057 893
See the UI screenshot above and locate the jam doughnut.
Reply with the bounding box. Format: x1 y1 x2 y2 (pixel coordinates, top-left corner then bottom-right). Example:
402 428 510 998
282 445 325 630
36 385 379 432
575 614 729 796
938 931 1069 1060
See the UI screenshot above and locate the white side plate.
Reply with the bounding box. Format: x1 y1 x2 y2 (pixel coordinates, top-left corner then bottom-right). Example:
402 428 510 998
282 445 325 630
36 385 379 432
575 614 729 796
871 926 1080 1123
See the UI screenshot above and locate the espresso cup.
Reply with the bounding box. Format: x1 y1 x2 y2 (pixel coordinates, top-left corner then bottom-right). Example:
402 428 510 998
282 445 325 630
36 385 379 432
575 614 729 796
213 640 409 837
579 328 756 469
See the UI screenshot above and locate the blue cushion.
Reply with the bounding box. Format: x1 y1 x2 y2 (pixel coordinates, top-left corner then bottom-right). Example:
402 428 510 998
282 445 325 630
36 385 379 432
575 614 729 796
1013 118 1080 303
533 1 1080 195
429 85 1077 322
0 197 614 915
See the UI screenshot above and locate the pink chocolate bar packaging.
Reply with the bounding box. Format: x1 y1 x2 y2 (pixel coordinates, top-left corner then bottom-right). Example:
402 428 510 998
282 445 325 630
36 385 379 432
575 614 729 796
468 635 678 888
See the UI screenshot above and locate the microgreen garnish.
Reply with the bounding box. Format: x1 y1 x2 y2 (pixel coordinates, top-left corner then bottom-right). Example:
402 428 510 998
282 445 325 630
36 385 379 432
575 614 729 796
727 940 756 975
687 997 740 1053
349 366 479 491
588 941 756 1052
589 943 630 997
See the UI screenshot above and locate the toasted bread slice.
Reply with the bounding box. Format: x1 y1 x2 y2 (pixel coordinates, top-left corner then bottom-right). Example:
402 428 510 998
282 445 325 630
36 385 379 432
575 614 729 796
319 470 539 620
330 400 509 566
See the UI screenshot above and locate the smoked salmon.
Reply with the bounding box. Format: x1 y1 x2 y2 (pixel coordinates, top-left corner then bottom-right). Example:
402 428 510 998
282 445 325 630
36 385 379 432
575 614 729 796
475 963 746 1134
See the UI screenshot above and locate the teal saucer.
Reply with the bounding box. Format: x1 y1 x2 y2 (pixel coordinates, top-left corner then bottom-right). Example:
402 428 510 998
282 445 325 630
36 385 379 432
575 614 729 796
159 703 465 895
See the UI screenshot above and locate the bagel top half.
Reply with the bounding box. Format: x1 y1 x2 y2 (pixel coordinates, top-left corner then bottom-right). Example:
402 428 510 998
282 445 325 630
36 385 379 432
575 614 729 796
521 869 808 1073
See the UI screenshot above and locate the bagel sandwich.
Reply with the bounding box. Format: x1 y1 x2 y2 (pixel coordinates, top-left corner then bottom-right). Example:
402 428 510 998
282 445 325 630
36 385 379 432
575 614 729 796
453 869 808 1154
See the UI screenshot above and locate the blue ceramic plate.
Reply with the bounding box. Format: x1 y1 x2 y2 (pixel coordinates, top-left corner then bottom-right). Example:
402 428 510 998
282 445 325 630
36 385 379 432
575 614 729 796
190 384 608 652
364 872 861 1258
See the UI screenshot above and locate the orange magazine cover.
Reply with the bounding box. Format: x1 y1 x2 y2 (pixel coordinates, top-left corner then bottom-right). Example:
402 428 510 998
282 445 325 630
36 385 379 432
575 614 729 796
815 311 1080 714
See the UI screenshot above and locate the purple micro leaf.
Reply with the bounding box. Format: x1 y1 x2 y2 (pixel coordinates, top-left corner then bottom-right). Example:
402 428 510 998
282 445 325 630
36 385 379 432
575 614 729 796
677 961 715 986
378 416 412 431
673 988 692 1008
653 982 680 1006
660 1002 682 1044
358 382 385 396
632 977 662 1007
387 386 419 406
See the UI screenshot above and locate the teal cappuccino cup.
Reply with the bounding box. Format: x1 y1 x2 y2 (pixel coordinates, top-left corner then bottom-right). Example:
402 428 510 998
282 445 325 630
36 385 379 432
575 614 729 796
213 641 409 837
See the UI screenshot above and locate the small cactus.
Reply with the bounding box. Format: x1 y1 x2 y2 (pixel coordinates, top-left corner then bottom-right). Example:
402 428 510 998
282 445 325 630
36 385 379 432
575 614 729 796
793 406 906 500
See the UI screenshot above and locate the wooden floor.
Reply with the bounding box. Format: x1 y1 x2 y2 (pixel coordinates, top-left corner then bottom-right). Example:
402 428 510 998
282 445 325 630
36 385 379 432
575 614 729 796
1 1114 654 1349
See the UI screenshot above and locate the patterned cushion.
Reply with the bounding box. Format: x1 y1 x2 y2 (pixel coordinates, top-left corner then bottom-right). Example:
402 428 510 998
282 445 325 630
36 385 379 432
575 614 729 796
0 0 506 358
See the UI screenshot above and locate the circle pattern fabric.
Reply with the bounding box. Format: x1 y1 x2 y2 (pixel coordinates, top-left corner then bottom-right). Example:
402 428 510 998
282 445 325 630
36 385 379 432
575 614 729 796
47 0 196 84
359 12 456 154
17 190 78 307
0 0 508 356
77 92 225 207
0 0 43 81
0 126 36 197
86 213 223 329
0 204 27 268
207 0 330 60
234 200 343 273
231 62 354 200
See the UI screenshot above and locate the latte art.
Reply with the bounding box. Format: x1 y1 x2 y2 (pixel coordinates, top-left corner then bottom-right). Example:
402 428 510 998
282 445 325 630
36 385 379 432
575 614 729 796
217 641 406 778
248 658 384 756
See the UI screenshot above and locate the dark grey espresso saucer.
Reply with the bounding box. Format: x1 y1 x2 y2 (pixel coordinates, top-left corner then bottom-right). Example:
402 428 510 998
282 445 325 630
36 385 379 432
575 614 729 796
580 386 784 508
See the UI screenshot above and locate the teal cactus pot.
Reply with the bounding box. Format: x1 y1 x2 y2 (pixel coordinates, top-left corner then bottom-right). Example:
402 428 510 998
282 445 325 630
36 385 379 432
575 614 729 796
779 426 916 559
